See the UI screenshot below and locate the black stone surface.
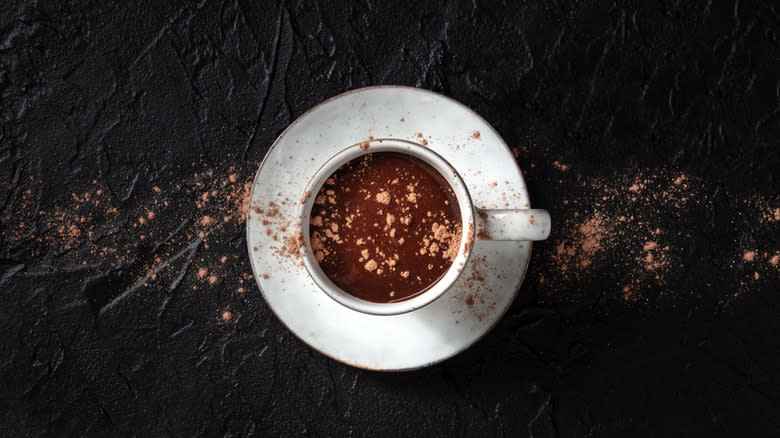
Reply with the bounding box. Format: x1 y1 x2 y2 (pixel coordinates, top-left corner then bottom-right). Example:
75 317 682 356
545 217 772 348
1 0 779 436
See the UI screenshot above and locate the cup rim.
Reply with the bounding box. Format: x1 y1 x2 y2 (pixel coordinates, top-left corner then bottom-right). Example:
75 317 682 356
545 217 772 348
298 139 475 316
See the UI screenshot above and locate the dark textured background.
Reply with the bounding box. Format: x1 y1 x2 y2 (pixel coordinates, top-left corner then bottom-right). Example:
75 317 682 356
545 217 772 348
1 0 779 436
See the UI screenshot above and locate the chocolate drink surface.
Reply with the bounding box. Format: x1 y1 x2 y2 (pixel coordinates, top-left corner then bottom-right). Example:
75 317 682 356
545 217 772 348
310 152 462 303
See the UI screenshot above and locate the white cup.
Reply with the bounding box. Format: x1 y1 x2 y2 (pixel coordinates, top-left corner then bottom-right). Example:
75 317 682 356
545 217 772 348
299 139 550 316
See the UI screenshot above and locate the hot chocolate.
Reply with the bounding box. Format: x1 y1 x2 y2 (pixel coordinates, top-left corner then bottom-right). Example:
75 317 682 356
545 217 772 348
309 152 462 303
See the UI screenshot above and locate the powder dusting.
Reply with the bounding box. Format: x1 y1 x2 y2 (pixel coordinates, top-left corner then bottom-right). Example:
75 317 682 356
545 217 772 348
534 168 700 305
0 161 261 326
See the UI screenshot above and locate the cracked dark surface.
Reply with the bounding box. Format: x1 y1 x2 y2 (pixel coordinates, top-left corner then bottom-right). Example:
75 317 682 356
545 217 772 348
1 0 779 436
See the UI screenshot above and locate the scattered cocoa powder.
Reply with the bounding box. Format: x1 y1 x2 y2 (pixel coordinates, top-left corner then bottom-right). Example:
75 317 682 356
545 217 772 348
450 254 497 321
523 158 780 308
622 285 638 303
282 231 304 256
536 169 699 305
744 196 780 224
376 191 391 204
1 162 260 305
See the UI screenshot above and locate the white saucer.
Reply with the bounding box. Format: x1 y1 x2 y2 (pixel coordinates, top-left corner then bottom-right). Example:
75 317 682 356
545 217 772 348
246 86 533 371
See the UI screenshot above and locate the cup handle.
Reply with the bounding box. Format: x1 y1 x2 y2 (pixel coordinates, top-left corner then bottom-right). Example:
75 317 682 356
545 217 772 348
476 209 551 241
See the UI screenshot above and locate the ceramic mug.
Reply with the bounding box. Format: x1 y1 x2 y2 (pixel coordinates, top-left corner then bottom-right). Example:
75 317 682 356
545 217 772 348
299 139 550 316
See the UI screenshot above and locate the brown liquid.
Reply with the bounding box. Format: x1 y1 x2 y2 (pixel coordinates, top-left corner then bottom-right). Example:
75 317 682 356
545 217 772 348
310 152 462 303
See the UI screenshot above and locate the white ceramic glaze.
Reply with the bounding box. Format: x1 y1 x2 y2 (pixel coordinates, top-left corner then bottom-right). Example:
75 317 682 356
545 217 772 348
246 86 549 371
477 208 551 241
